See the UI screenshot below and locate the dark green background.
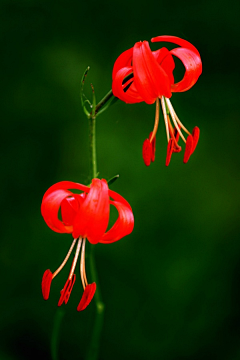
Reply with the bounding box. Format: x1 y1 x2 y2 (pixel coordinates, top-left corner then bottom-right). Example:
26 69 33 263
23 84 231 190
1 0 240 359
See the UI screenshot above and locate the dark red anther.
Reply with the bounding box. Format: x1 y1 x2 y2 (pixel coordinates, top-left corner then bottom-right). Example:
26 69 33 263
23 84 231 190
77 283 96 311
142 138 152 166
58 275 76 306
42 269 53 300
171 128 181 153
183 135 193 163
149 132 156 162
191 126 200 153
166 139 174 166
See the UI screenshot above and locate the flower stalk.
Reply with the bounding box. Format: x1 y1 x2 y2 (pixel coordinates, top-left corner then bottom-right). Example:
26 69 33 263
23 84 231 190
87 90 105 360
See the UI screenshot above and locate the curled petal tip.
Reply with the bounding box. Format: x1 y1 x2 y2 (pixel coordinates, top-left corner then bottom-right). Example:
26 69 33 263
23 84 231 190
183 135 193 163
142 138 152 166
42 269 53 300
77 283 96 311
58 275 76 306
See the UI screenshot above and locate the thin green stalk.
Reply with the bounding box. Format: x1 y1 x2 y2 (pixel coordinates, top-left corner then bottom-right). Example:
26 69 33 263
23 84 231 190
95 89 114 115
86 103 105 360
51 308 65 360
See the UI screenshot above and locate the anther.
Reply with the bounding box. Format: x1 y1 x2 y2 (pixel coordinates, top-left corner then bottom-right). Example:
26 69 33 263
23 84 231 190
77 283 96 311
142 138 152 166
41 269 53 300
183 135 193 163
191 126 200 153
58 275 76 306
166 139 174 166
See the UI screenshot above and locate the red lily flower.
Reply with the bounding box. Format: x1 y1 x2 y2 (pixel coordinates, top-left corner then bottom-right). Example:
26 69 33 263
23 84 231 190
41 178 134 311
112 35 202 166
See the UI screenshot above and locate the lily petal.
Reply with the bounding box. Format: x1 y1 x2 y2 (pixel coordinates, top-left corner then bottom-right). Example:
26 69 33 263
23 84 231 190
41 181 90 234
61 194 86 226
170 48 202 92
112 47 133 79
112 67 143 103
100 199 134 244
133 41 172 103
42 181 90 201
41 189 74 233
151 35 201 57
73 179 109 244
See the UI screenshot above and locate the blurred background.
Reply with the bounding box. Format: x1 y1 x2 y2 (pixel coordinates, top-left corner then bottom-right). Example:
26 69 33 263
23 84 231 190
1 0 240 359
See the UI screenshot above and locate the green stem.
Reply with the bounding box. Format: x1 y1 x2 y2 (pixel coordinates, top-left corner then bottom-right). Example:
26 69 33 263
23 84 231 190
88 115 97 180
51 308 65 360
86 110 105 360
95 89 114 115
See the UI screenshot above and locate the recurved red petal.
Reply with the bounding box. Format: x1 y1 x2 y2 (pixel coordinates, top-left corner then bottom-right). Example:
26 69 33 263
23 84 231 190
133 41 172 103
58 275 76 306
151 36 202 93
151 35 201 57
142 138 152 166
100 199 134 244
41 189 74 233
41 181 91 234
112 47 133 79
42 269 53 300
77 283 96 311
191 126 200 153
112 67 143 103
183 135 193 163
72 179 110 244
170 48 202 93
42 181 90 202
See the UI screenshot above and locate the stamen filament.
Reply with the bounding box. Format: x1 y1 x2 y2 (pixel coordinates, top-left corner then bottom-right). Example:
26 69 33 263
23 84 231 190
169 102 191 135
165 98 186 143
150 98 160 143
69 237 82 280
52 238 77 279
161 97 170 142
80 238 88 289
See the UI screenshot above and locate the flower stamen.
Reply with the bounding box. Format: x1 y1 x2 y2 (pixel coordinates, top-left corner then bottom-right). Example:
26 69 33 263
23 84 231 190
52 238 77 279
69 237 82 280
170 103 191 136
149 98 160 143
161 96 170 142
80 238 88 289
165 98 186 143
